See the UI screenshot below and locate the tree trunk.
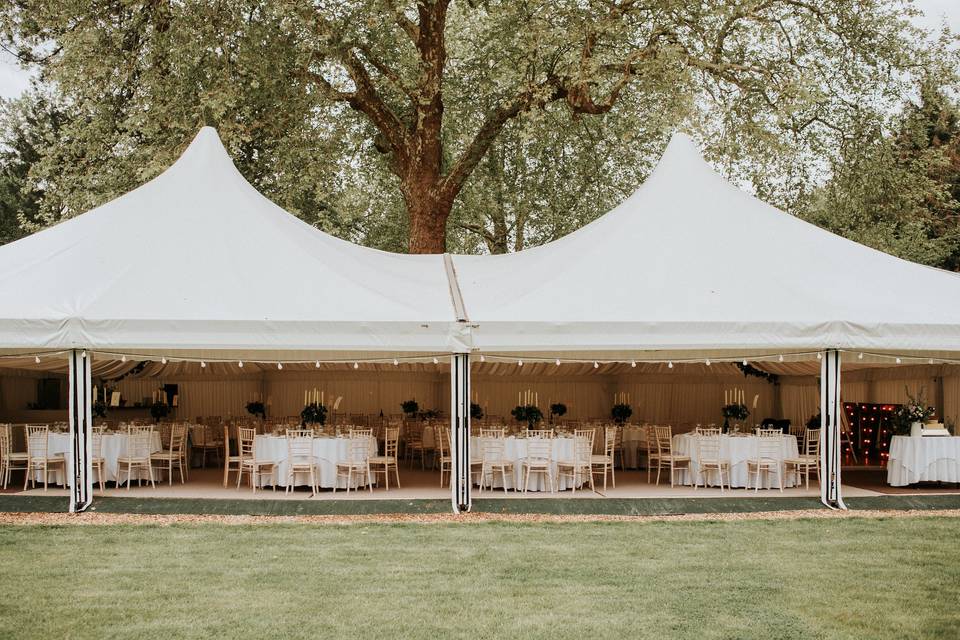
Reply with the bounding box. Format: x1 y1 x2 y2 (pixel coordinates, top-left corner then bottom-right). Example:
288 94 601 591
407 191 452 254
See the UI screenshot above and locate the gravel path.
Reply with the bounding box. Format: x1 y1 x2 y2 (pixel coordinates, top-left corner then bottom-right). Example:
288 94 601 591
1 508 958 526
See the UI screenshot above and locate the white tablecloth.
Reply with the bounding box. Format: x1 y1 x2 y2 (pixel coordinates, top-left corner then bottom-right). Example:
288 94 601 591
672 433 799 488
42 432 163 485
887 436 960 486
622 426 646 468
471 436 582 491
253 436 377 489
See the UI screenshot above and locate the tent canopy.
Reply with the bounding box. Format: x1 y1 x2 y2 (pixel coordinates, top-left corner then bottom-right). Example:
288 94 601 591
0 128 959 363
0 128 459 358
453 134 960 357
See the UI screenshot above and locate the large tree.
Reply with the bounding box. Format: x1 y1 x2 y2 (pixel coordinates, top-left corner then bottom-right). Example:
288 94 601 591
0 0 941 253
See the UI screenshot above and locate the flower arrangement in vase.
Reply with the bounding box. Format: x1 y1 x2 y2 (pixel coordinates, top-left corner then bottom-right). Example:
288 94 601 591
549 402 567 424
721 403 750 432
893 387 935 437
611 403 632 425
246 401 266 420
512 405 544 429
301 403 328 426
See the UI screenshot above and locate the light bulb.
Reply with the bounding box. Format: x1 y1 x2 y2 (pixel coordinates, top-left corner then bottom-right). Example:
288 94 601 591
817 352 822 360
393 359 399 366
705 359 711 366
433 357 439 364
238 361 243 368
742 359 747 366
479 354 485 362
353 362 359 369
34 355 40 364
161 357 167 364
277 362 283 370
593 362 599 368
556 359 561 366
858 353 864 360
81 351 87 359
200 361 206 368
929 358 934 365
315 361 321 368
631 360 636 368
778 354 784 362
895 357 901 364
121 355 126 363
518 360 523 366
668 361 673 369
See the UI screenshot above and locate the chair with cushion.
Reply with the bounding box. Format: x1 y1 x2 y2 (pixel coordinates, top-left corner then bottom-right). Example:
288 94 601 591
557 435 593 493
591 426 618 490
784 427 820 490
237 427 277 493
222 424 241 487
693 428 729 492
369 427 400 490
476 437 514 494
150 423 187 485
746 431 785 492
116 425 156 490
335 435 373 493
651 425 690 487
284 429 316 494
0 424 29 489
24 424 66 491
520 437 554 493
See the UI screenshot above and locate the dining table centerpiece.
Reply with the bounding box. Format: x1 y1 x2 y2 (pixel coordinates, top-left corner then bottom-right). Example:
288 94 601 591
549 402 567 424
893 387 935 437
512 405 543 429
470 402 484 420
401 399 419 419
611 403 632 425
301 402 328 427
721 403 750 432
246 400 266 420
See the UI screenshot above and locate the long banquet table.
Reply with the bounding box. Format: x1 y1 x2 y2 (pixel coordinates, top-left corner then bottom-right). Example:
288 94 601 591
470 435 584 491
253 435 378 489
43 431 163 485
887 435 960 486
672 433 799 488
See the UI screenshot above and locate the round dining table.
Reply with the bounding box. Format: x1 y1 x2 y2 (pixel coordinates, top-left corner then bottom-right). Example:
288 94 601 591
253 435 378 489
43 430 162 485
672 433 799 488
470 435 584 491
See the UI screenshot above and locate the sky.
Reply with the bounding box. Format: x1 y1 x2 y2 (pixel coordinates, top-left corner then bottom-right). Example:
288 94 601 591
0 1 959 100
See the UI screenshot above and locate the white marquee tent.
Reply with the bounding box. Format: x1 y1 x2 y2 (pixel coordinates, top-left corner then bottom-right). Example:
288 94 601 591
1 127 959 513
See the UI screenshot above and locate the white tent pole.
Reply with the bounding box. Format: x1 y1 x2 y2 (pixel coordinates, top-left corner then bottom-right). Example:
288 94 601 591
819 349 846 509
68 349 94 513
450 353 471 514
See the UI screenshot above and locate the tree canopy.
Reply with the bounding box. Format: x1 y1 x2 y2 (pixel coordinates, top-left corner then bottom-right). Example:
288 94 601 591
0 0 957 262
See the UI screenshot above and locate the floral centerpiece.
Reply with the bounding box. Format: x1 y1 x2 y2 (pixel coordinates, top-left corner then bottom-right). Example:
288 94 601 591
470 402 484 420
549 402 567 424
721 403 750 431
611 403 632 425
512 405 543 429
246 401 266 420
150 401 169 423
93 400 107 419
893 387 935 436
301 402 328 426
401 399 419 418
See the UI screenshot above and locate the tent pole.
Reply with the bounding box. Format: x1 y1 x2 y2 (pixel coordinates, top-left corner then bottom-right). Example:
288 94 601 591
450 353 471 514
68 349 94 513
819 349 846 509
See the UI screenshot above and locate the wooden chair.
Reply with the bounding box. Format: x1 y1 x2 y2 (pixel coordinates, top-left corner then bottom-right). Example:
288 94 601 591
369 427 400 490
0 424 29 489
222 424 241 487
693 429 729 493
527 429 554 439
403 422 427 469
91 426 106 492
150 423 187 485
784 427 821 490
476 437 514 494
437 427 452 487
520 438 554 493
612 425 625 469
650 425 690 487
479 428 505 438
746 431 785 492
195 423 223 468
116 426 156 490
23 424 66 491
348 428 373 438
237 427 277 493
335 436 373 493
557 435 593 493
284 429 317 494
591 426 618 490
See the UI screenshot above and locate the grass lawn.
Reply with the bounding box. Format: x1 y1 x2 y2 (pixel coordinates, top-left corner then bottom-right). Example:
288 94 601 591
0 516 958 639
